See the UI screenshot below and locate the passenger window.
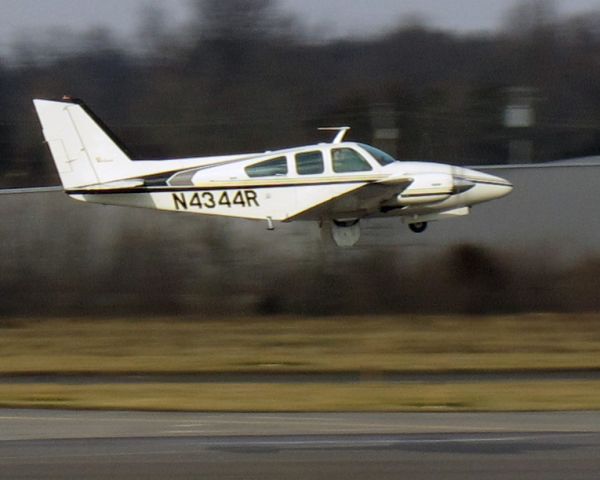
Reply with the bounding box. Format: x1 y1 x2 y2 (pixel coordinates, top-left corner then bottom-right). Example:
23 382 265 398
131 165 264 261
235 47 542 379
296 151 324 175
332 148 373 173
245 156 288 178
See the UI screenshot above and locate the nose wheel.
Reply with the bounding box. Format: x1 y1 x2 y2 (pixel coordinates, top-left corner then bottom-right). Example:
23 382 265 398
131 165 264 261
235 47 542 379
409 222 428 233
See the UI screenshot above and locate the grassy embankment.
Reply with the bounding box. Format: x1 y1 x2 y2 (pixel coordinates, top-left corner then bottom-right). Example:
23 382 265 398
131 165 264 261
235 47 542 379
1 314 600 411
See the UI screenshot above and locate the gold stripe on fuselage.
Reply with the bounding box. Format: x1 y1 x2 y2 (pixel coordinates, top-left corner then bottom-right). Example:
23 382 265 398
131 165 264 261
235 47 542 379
188 174 388 189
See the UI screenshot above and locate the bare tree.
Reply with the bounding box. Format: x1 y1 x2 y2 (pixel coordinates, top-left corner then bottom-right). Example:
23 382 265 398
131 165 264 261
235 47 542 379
136 4 173 58
190 0 295 42
503 0 558 37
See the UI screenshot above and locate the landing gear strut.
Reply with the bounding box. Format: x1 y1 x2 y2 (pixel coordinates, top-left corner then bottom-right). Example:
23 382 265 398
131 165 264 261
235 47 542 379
409 222 428 234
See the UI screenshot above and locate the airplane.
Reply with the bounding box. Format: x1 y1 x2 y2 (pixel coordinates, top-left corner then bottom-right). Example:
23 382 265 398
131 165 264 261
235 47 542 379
27 97 512 247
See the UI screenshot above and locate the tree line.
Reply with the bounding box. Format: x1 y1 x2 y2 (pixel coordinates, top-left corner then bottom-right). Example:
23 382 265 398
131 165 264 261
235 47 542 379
3 1 600 317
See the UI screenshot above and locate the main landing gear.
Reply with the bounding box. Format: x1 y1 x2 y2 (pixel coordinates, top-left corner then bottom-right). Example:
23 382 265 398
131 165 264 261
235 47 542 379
322 219 428 247
409 222 428 233
321 219 361 247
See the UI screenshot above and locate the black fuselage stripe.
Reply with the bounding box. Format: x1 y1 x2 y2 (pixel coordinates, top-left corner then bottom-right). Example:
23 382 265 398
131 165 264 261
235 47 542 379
66 180 510 196
66 181 373 195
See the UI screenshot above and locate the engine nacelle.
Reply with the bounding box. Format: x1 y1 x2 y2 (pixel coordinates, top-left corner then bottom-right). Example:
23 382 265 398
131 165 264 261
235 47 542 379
397 173 454 206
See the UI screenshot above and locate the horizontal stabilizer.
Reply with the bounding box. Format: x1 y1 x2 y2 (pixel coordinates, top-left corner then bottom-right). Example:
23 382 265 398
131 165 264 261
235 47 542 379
0 186 63 195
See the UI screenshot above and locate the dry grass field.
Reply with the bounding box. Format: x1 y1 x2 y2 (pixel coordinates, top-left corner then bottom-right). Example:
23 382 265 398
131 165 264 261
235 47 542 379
0 381 599 412
1 314 600 411
1 314 600 374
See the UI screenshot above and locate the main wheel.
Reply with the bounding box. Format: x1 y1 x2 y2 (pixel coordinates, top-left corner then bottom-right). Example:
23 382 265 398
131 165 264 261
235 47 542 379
325 219 361 247
409 222 428 233
333 219 360 228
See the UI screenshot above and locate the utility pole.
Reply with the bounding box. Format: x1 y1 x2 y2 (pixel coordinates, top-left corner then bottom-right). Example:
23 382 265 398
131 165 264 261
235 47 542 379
504 87 536 163
370 104 400 157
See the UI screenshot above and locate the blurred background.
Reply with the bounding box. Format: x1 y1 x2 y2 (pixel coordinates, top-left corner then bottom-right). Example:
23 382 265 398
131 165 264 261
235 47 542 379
2 0 600 318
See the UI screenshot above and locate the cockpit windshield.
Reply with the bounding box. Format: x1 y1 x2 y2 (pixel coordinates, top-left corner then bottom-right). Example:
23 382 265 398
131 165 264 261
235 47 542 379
359 144 397 166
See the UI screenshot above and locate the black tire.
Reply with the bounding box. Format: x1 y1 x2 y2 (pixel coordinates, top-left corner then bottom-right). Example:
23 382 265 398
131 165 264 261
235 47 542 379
333 219 359 228
409 222 428 233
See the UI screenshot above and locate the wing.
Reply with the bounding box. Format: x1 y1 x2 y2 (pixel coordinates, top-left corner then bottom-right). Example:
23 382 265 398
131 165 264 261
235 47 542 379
0 186 63 195
470 158 600 170
287 178 413 221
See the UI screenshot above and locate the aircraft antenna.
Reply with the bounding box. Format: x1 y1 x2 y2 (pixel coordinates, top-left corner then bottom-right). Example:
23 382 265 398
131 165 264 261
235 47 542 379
318 126 351 144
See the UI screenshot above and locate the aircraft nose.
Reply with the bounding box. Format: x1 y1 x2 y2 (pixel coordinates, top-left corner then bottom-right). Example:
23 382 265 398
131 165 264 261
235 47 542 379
463 170 513 204
496 180 513 198
489 174 513 199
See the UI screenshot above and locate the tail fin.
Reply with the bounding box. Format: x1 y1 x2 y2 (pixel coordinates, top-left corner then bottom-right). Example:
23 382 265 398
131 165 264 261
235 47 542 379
33 98 134 190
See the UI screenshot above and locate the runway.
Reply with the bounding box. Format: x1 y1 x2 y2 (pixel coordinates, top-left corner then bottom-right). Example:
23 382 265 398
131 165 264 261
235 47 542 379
1 410 599 479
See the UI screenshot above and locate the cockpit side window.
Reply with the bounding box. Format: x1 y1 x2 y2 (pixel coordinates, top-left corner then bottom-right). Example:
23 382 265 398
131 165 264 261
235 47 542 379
245 156 288 178
296 151 324 175
332 148 373 173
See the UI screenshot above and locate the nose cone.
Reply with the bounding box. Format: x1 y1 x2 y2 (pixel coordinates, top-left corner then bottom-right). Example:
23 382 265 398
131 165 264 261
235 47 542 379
462 169 513 205
495 180 513 199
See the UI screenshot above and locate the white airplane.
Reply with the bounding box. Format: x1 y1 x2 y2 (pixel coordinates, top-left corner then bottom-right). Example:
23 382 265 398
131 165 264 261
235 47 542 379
30 97 513 247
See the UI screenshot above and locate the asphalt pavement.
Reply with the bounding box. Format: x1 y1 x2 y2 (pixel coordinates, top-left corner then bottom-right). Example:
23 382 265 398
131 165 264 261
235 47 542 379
2 369 600 384
0 410 599 479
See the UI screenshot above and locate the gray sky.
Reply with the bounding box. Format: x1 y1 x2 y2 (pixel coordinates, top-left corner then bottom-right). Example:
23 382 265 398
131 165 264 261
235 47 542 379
2 0 600 53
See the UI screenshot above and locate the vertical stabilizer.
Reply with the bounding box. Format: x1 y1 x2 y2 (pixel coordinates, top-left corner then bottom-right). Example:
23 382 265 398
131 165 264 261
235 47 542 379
33 98 133 189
